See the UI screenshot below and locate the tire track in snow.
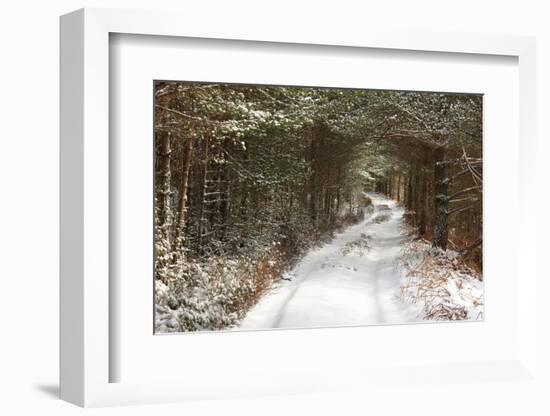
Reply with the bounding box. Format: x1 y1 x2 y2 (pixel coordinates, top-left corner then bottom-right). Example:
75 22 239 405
237 193 423 330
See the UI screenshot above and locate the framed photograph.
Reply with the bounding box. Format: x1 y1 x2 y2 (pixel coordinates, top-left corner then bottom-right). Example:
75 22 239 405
60 8 538 407
152 81 484 334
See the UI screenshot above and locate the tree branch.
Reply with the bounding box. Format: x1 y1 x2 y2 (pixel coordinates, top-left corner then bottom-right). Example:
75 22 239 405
462 147 482 185
448 186 481 201
446 201 480 215
459 238 482 254
155 105 206 122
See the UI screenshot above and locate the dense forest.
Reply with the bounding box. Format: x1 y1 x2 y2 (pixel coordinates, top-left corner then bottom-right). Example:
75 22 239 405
154 82 482 332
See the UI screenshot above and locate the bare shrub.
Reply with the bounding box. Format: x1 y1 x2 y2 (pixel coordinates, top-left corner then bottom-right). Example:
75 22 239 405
425 303 467 320
399 239 483 322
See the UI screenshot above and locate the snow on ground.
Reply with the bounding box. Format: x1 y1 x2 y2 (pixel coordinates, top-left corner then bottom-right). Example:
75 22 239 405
238 193 426 329
238 192 484 330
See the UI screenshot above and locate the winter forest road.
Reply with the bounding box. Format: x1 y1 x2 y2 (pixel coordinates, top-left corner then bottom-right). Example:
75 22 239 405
238 193 423 330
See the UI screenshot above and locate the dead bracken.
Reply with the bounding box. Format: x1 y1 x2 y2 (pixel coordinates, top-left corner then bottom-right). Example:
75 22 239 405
400 238 483 322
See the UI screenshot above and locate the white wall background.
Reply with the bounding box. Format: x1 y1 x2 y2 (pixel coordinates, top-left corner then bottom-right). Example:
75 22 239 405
0 0 547 415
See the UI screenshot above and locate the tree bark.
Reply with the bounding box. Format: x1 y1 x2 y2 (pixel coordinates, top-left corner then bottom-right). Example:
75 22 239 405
197 136 210 251
432 146 449 250
418 173 427 235
174 136 194 249
413 162 420 227
396 175 401 202
156 131 173 246
406 166 413 209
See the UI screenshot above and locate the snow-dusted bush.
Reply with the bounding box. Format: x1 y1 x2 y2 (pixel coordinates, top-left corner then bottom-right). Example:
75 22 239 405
155 246 286 332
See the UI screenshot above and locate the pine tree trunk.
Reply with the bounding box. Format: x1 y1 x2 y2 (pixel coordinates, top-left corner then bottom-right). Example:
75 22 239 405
413 163 420 227
219 156 231 241
174 136 194 250
406 167 413 209
432 146 449 250
418 174 427 235
396 175 401 202
197 136 210 251
157 131 173 245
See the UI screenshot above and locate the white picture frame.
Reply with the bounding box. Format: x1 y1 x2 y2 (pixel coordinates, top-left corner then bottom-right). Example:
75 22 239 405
60 7 538 408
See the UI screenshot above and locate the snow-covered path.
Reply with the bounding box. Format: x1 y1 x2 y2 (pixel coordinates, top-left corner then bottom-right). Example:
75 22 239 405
238 193 423 330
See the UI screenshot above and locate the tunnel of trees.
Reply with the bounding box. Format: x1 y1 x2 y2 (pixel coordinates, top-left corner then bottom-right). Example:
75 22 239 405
154 82 482 330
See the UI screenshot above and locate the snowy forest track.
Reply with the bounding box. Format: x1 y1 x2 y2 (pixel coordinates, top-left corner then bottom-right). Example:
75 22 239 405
238 193 423 329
